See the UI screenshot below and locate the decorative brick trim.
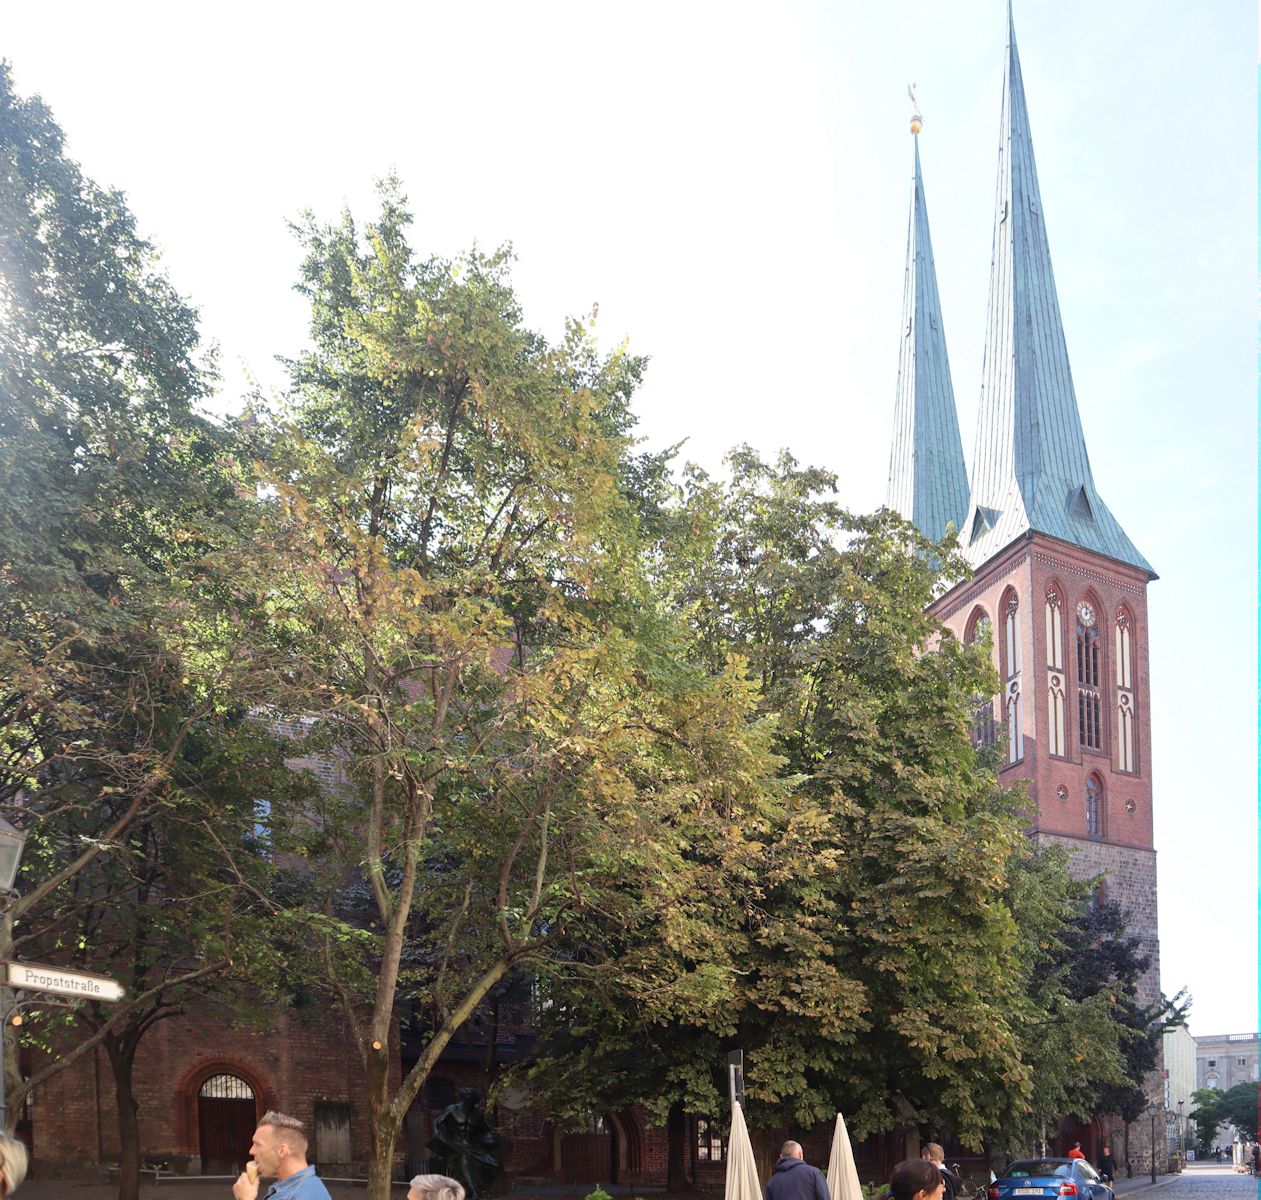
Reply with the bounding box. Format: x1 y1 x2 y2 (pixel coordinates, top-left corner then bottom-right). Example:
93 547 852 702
1031 552 1144 595
173 1057 277 1157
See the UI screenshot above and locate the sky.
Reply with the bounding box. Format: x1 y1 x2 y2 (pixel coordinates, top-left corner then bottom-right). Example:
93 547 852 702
2 1 1256 1036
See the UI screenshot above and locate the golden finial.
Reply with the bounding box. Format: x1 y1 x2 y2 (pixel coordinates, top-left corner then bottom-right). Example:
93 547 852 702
908 83 923 136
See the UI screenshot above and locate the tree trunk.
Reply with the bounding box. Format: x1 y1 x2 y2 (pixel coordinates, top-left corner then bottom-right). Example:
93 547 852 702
366 1045 399 1200
104 1032 142 1200
666 1101 688 1193
367 1114 399 1200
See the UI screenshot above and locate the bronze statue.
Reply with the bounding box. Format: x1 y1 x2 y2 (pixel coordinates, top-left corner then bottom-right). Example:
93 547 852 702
427 1087 500 1199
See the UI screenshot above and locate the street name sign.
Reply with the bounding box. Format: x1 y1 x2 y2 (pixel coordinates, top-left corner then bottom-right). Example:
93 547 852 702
3 961 125 1002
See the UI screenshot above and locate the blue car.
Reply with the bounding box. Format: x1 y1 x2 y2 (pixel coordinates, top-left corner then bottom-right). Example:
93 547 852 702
988 1160 1114 1200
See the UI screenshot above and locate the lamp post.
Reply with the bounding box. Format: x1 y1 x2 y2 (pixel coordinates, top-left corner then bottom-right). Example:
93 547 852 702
1147 1103 1158 1184
1178 1100 1185 1159
0 815 27 1130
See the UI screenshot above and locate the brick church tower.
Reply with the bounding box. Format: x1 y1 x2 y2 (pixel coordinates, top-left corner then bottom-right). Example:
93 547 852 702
886 5 1164 1159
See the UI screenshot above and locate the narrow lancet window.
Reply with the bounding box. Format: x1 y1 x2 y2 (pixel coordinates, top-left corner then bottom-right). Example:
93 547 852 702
1075 598 1103 752
1115 609 1135 772
1003 593 1023 764
967 612 996 747
1045 587 1067 756
1085 775 1104 838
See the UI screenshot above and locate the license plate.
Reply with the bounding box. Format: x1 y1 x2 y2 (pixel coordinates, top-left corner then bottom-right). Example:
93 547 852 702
1014 1190 1044 1195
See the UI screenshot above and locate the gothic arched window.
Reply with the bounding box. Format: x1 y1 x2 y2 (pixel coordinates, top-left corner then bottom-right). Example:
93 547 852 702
1002 591 1023 765
1085 775 1104 838
1115 608 1136 772
967 609 996 747
1045 585 1067 756
1075 596 1104 752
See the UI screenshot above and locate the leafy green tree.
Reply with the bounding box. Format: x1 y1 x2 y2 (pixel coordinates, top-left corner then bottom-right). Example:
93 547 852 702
0 60 281 1198
1190 1082 1259 1150
234 185 778 1200
526 450 1058 1174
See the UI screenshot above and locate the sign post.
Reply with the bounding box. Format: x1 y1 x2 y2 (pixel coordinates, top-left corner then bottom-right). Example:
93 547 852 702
727 1049 745 1110
3 962 126 1003
0 961 124 1126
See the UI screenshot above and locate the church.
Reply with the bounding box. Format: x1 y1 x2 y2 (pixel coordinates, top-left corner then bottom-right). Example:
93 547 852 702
25 4 1166 1186
886 1 1164 1169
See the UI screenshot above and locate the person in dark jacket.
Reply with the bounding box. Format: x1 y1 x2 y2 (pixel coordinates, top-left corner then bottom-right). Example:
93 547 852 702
1098 1145 1116 1184
765 1141 831 1200
920 1144 960 1200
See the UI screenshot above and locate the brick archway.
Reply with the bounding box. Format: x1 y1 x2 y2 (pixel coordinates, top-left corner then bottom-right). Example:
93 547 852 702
174 1058 277 1158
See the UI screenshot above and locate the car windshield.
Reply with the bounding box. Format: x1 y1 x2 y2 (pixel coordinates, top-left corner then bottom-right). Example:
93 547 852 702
1005 1163 1072 1179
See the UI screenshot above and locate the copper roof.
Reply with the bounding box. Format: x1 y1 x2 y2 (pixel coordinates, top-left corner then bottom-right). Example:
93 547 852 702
961 5 1155 577
886 136 971 543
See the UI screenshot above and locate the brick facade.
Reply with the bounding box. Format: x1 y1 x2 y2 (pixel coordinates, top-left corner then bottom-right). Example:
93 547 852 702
933 531 1165 1163
29 998 384 1177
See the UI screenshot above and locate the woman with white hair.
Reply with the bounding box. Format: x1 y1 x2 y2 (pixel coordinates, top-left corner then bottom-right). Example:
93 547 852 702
408 1175 464 1200
0 1132 27 1197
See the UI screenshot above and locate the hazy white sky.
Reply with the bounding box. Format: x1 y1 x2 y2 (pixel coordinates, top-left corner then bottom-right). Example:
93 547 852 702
3 0 1255 1035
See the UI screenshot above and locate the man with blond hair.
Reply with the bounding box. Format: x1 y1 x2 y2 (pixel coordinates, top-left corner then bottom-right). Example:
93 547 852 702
234 1111 331 1200
920 1143 959 1200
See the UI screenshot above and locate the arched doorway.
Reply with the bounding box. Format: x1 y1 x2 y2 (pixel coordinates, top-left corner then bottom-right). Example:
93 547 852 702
560 1116 616 1184
198 1074 256 1175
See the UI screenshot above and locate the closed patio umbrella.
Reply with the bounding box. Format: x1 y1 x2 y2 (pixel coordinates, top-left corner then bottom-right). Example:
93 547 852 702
726 1101 762 1200
826 1112 863 1200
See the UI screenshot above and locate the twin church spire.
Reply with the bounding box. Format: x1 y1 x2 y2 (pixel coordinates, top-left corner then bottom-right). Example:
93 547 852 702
885 6 1153 577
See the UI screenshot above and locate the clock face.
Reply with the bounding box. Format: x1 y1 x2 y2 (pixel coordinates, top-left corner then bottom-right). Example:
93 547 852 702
1077 601 1096 627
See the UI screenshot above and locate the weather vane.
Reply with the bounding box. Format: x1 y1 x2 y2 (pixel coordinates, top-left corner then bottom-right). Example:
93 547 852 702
908 83 923 135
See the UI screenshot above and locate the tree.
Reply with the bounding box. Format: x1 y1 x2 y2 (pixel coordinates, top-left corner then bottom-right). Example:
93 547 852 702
233 184 778 1200
1190 1083 1259 1150
525 450 1062 1174
0 60 278 1198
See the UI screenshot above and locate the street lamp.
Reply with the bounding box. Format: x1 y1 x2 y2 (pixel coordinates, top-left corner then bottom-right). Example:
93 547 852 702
1147 1103 1158 1184
1178 1100 1185 1159
0 817 26 897
0 816 26 1129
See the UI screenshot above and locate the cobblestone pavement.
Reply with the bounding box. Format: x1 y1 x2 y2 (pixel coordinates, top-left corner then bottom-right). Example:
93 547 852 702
1131 1164 1257 1198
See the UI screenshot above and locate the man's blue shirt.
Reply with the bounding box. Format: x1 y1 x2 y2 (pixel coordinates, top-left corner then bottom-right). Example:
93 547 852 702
266 1165 332 1200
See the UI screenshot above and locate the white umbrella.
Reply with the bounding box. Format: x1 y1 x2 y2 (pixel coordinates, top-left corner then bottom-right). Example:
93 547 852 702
726 1101 763 1200
826 1112 863 1200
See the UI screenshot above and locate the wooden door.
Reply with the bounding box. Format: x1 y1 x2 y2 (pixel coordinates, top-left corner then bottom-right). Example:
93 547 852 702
561 1131 615 1184
198 1074 257 1176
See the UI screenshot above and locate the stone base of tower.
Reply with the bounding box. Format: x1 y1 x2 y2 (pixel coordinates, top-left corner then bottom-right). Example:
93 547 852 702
1035 832 1167 1174
1033 833 1161 1008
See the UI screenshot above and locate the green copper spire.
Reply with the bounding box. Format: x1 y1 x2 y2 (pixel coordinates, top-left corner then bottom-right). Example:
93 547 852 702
962 5 1154 576
886 108 969 544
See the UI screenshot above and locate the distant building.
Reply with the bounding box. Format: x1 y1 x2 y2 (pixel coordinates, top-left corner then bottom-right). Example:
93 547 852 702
1195 1031 1259 1092
1162 1026 1196 1152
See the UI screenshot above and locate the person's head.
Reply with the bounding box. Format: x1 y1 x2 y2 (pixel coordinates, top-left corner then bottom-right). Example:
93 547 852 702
0 1134 27 1198
891 1160 944 1200
1072 1143 1081 1151
458 1087 480 1108
250 1111 309 1180
408 1174 465 1200
1102 1145 1111 1155
921 1144 946 1165
780 1141 804 1161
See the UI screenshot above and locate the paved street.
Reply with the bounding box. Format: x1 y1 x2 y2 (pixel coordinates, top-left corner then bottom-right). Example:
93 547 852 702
1121 1163 1256 1199
15 1160 1255 1200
